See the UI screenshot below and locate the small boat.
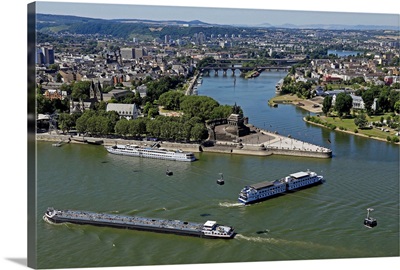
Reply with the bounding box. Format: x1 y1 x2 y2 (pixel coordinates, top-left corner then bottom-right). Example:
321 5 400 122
217 173 224 185
166 169 173 176
364 208 377 228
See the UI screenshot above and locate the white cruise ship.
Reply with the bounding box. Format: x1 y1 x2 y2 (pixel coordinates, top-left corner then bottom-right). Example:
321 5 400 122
238 170 324 205
105 144 196 162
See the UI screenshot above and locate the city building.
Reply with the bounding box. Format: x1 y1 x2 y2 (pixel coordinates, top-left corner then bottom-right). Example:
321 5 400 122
120 48 135 60
106 103 139 120
36 45 55 65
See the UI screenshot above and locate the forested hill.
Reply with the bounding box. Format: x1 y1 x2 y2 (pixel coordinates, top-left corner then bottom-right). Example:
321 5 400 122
36 13 246 40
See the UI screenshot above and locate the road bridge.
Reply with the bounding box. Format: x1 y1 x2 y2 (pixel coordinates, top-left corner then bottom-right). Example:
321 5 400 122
214 58 304 65
200 66 290 76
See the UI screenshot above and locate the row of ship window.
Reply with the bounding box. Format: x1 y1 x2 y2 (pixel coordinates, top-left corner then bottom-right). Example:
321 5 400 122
256 179 314 195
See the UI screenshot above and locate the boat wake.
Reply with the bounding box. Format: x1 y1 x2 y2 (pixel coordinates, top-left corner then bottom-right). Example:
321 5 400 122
219 202 243 208
235 234 279 244
154 207 168 211
42 215 62 225
235 234 364 255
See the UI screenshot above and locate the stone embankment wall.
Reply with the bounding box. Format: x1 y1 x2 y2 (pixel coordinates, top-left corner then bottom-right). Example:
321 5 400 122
267 147 332 159
37 134 331 158
36 134 202 152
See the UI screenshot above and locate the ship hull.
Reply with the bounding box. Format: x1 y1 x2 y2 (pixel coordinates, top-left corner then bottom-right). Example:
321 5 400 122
106 147 196 162
46 215 206 237
239 177 324 205
286 178 324 192
44 213 234 239
239 191 286 205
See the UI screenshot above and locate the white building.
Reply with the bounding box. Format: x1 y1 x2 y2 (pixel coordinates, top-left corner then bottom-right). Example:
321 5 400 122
332 94 377 111
106 103 139 120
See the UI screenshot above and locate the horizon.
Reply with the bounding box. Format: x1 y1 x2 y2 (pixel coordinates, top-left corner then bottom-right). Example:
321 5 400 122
36 1 400 28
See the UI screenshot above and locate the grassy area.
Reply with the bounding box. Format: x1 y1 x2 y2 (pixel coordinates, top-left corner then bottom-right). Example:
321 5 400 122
158 106 183 116
268 94 303 105
307 113 399 143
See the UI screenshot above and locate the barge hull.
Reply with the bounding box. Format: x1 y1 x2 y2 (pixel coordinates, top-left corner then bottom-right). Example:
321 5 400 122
46 216 203 237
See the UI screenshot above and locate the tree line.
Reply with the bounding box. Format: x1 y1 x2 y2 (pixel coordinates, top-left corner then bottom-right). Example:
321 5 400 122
52 91 236 142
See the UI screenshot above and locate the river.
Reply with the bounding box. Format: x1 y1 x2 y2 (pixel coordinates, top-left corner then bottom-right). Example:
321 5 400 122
36 70 399 269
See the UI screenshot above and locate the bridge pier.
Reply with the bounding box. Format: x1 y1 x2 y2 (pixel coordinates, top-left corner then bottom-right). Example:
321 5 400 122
214 70 218 76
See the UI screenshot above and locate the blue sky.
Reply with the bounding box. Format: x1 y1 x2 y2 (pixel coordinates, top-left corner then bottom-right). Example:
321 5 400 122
35 0 400 27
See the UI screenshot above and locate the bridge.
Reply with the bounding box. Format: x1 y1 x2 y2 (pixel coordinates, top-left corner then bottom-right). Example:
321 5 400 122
200 65 290 76
214 58 304 65
199 57 303 76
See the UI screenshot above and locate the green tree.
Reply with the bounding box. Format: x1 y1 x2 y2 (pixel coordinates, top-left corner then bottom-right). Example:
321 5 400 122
354 113 369 129
146 119 161 138
190 123 208 141
128 118 147 137
71 81 91 100
158 91 184 110
180 95 219 121
197 56 216 68
146 76 185 103
362 89 375 114
56 73 63 83
60 83 73 95
394 100 400 113
147 107 159 118
334 93 353 117
209 105 234 119
57 113 75 133
115 118 130 136
75 110 96 133
322 95 332 116
37 94 55 114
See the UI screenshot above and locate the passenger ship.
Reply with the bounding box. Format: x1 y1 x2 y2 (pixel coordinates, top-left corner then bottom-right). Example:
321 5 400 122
238 170 324 205
105 144 196 162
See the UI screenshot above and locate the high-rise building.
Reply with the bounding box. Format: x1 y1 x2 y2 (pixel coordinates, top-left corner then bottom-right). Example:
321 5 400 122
36 48 45 65
42 46 54 65
164 35 170 44
134 47 146 59
198 32 205 45
120 48 134 60
36 45 54 65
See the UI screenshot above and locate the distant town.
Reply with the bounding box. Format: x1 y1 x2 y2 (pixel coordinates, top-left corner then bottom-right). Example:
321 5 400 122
35 14 400 143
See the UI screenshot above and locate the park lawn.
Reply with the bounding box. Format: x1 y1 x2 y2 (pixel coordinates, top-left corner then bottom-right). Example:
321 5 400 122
318 114 397 140
269 94 303 104
158 106 183 116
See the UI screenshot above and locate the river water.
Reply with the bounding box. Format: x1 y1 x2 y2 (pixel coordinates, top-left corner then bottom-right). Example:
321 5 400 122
36 71 399 269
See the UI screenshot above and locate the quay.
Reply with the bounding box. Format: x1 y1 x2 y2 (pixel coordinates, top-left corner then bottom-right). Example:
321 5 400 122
202 123 332 159
37 127 332 159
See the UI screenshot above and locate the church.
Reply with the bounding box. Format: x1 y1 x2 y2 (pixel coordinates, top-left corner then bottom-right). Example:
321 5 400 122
70 80 103 114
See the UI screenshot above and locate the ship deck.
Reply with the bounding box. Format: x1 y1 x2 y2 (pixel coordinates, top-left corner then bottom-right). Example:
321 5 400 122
56 210 203 232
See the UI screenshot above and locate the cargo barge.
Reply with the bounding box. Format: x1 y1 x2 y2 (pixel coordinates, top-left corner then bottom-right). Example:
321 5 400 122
44 208 235 239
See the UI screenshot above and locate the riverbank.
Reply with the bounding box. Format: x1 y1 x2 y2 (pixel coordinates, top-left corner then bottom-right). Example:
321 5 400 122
303 116 400 145
268 94 323 113
37 127 332 159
